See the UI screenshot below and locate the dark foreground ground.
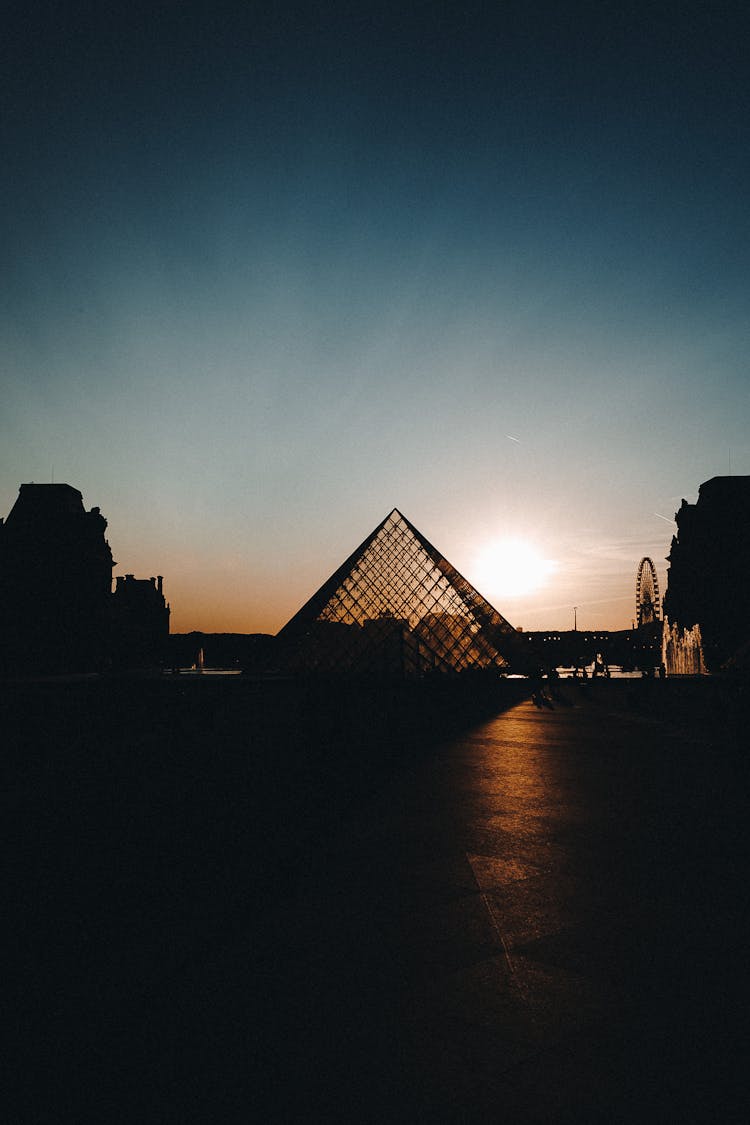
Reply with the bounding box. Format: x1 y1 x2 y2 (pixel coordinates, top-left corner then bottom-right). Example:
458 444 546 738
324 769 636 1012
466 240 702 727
4 675 748 1122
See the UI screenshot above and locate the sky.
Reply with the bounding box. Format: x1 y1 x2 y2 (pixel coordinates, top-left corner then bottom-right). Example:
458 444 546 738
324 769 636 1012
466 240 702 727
2 1 749 634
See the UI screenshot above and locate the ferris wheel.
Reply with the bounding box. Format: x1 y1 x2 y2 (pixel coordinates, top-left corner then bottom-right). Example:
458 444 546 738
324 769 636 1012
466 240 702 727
636 557 661 627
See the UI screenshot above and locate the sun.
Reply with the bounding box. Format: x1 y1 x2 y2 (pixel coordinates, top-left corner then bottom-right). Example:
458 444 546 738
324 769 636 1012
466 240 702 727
473 538 557 599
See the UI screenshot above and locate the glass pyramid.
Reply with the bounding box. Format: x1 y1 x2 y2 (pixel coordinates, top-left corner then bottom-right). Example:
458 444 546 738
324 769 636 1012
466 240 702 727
278 509 517 678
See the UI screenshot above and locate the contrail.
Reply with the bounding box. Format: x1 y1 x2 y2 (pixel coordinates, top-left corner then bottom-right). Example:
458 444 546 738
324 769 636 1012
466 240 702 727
505 434 521 444
653 512 674 524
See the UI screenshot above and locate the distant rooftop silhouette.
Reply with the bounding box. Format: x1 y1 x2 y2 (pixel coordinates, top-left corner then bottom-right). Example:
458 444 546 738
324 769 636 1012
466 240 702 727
278 508 517 677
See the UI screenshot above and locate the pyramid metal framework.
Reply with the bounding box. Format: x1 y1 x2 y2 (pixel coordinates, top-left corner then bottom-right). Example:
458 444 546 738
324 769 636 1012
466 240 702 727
278 509 517 677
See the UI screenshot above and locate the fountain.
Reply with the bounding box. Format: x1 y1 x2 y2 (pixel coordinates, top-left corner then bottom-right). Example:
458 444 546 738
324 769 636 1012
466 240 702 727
662 617 706 676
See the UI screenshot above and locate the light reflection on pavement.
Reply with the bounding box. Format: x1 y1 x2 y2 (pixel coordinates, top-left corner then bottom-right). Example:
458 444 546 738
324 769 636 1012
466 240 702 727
200 687 745 1121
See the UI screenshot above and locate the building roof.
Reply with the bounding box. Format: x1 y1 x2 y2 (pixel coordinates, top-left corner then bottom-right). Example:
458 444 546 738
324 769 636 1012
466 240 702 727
4 483 86 527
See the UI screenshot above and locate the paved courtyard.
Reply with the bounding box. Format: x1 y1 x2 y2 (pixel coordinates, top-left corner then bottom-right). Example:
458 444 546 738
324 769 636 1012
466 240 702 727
185 682 745 1121
9 679 746 1121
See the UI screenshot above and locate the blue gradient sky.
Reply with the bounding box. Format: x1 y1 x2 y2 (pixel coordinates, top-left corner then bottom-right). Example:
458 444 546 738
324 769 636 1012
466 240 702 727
3 2 749 632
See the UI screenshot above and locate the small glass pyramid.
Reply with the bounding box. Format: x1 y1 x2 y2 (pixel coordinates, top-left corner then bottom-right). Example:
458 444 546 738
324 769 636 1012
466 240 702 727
278 509 517 677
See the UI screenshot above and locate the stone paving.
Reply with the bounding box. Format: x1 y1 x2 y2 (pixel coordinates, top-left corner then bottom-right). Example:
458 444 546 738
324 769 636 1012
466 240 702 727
182 681 746 1122
9 679 746 1122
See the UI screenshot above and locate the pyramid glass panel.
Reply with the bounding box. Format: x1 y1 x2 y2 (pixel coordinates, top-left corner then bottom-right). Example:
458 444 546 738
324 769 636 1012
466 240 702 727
278 509 517 678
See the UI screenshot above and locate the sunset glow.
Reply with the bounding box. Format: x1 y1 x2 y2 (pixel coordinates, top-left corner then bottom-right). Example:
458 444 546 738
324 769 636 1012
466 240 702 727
473 539 558 601
2 5 748 634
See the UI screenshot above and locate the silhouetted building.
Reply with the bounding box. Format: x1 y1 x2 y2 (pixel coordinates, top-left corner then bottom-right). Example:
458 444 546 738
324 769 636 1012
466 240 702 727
278 508 518 678
663 476 750 672
0 483 169 675
111 575 170 670
0 484 114 673
516 629 660 672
